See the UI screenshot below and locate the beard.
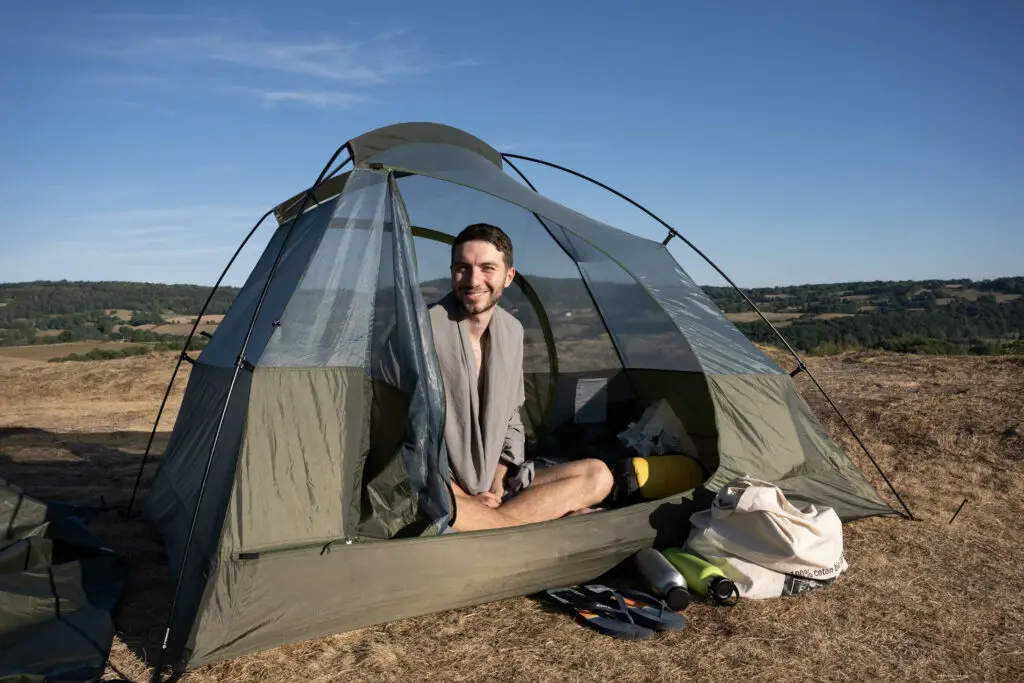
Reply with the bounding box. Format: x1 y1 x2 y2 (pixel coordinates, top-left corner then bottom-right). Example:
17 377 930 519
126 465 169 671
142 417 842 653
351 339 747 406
456 286 501 316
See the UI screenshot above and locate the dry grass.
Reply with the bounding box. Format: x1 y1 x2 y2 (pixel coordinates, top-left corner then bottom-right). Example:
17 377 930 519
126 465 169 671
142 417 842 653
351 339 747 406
812 313 855 320
0 351 189 431
108 309 134 321
725 312 804 324
1 351 1023 682
954 289 1022 303
150 323 201 335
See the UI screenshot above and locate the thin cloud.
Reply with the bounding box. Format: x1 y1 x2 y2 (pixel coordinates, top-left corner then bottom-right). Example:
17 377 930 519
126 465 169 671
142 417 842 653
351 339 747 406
62 16 473 111
234 87 380 110
78 18 472 85
19 202 276 284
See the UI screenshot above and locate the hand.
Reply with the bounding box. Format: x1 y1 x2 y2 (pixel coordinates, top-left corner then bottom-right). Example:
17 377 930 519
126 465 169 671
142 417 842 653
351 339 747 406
474 491 502 509
490 463 508 501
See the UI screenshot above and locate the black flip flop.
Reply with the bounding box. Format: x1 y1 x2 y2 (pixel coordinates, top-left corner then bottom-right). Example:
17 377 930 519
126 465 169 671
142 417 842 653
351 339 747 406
582 584 687 632
542 586 656 640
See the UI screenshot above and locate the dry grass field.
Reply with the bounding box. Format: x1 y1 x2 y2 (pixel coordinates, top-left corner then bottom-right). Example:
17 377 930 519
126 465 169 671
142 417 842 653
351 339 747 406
150 323 204 335
724 311 804 326
1 349 1023 682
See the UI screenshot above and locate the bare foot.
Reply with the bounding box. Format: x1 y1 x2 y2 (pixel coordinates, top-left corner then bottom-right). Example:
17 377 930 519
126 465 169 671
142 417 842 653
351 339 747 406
566 507 604 517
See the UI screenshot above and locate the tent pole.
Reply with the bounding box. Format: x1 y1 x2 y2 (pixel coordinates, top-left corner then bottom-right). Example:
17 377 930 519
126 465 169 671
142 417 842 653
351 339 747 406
124 209 274 518
152 150 352 682
501 152 915 521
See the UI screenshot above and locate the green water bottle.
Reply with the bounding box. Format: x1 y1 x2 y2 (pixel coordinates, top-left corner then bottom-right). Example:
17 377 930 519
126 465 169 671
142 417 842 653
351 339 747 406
662 549 740 606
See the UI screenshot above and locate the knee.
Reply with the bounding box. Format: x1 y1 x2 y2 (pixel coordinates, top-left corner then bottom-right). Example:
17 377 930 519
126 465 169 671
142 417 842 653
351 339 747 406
583 459 614 498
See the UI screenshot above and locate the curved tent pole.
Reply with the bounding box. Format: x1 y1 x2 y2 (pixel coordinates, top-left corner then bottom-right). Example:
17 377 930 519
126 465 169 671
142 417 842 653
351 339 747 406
152 150 352 681
501 152 914 521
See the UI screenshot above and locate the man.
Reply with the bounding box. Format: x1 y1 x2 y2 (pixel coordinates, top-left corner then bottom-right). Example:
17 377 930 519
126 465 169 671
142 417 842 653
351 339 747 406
431 223 613 532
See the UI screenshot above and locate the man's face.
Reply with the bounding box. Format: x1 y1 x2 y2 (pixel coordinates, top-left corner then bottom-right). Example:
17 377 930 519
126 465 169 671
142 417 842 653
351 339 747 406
451 240 515 317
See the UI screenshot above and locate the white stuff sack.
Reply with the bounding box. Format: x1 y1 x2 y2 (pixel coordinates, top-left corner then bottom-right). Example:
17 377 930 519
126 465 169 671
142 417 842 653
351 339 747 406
685 477 848 599
617 399 699 459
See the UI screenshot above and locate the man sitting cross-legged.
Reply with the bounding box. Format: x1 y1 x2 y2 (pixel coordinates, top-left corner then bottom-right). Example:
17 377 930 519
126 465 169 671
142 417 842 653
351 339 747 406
430 223 613 532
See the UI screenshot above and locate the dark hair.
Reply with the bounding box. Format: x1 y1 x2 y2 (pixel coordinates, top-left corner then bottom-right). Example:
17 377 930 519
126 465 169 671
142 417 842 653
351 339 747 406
451 223 514 269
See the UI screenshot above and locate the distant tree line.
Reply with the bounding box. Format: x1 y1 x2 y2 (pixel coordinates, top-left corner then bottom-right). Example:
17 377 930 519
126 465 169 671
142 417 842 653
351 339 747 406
702 276 1024 314
0 281 239 347
0 281 239 324
2 277 1023 356
736 297 1024 355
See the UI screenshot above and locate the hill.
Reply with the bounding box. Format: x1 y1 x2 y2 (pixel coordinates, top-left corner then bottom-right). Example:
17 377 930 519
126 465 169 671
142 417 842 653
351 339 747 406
1 277 1022 357
0 349 1020 680
706 276 1024 355
0 281 236 353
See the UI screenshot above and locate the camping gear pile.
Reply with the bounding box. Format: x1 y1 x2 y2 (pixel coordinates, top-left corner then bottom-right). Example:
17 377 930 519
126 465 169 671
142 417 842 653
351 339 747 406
114 122 897 674
0 477 127 681
544 476 846 639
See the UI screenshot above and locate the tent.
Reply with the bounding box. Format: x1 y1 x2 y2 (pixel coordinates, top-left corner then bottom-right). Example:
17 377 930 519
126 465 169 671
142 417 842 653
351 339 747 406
138 122 899 673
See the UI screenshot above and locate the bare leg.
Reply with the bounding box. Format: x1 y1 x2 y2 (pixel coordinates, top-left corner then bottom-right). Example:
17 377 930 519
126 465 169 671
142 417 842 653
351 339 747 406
498 459 613 525
449 480 530 532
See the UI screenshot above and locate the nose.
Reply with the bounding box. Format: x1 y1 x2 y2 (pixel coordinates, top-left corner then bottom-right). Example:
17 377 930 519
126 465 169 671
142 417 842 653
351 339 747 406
470 267 486 287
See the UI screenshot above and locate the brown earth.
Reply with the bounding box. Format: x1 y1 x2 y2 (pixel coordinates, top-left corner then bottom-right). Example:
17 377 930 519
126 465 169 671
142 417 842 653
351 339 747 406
1 350 1023 682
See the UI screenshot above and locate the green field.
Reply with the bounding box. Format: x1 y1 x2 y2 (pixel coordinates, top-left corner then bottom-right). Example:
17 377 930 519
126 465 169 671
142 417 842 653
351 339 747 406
0 342 143 362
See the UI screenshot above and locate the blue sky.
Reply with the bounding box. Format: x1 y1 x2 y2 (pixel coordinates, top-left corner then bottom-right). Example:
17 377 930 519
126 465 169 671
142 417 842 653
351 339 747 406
1 1 1021 289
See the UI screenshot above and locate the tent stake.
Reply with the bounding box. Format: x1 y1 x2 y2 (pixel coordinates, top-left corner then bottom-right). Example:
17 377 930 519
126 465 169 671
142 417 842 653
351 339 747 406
502 152 915 521
949 498 969 524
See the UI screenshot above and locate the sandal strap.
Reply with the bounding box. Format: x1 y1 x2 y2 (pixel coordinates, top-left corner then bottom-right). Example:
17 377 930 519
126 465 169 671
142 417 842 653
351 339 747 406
555 587 635 624
618 589 668 619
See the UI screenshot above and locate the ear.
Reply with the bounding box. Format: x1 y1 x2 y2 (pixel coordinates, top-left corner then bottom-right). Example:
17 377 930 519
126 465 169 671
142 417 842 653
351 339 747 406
504 266 516 288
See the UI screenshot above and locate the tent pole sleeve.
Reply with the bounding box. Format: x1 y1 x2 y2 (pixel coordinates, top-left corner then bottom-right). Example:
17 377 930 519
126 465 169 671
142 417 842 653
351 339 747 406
501 152 915 521
124 209 275 518
153 150 352 681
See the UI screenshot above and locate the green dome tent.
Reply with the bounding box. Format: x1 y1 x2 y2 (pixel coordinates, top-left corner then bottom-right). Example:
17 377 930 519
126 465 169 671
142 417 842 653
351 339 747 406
132 122 904 674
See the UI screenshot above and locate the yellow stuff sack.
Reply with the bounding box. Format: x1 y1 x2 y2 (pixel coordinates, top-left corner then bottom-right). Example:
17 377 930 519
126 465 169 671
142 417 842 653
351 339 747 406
614 454 707 504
